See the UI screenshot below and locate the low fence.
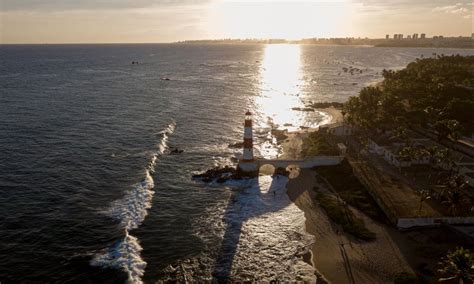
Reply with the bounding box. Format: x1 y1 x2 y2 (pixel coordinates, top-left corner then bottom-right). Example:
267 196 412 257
398 217 474 229
258 156 343 169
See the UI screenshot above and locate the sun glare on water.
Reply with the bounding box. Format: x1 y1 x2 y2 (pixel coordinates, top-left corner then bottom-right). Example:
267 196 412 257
255 44 304 131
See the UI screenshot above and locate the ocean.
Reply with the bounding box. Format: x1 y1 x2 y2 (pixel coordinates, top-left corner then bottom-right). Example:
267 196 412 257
1 44 472 283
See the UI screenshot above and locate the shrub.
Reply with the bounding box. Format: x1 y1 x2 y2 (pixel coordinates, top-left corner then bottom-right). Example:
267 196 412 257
315 193 376 241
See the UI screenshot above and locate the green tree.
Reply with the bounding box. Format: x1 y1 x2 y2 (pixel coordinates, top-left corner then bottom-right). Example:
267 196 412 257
435 119 461 141
438 247 474 283
442 174 469 216
344 86 383 129
345 55 474 137
443 99 474 135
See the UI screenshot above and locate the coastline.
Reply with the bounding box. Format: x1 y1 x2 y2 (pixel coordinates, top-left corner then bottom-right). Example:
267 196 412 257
282 107 414 283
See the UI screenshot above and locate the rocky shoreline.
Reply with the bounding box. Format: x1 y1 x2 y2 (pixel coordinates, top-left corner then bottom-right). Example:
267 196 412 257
192 165 291 183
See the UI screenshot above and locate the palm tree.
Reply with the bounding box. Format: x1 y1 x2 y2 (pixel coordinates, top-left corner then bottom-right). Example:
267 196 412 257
427 146 441 179
442 174 469 216
433 148 455 172
391 126 408 142
438 247 474 284
397 146 418 172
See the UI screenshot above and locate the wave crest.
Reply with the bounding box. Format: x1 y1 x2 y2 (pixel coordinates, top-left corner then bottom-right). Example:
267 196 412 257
91 230 146 284
91 121 175 284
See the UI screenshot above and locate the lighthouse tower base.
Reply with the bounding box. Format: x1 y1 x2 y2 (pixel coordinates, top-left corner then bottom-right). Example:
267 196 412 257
237 160 259 177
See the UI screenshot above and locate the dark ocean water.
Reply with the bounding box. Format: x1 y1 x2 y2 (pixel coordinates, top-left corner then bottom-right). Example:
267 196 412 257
1 44 472 283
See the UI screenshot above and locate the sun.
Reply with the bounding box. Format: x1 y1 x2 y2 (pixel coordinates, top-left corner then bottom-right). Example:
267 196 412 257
207 0 355 39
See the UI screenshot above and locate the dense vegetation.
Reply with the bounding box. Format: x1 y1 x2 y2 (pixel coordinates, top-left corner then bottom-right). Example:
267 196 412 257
438 247 474 283
344 55 474 138
315 160 386 222
302 132 339 156
315 193 376 241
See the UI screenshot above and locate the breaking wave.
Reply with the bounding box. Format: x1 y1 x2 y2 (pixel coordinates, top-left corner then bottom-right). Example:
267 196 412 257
91 121 176 284
90 230 147 284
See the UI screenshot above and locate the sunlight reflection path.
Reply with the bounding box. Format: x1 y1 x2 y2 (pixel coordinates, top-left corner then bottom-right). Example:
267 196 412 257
252 44 328 159
256 44 303 131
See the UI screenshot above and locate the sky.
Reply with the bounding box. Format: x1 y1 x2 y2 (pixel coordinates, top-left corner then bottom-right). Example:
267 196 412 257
0 0 472 43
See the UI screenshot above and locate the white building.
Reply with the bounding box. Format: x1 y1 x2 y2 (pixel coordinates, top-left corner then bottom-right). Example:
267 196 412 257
368 134 432 168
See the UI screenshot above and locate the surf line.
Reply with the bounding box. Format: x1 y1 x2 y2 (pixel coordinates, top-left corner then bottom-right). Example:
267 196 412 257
91 121 176 284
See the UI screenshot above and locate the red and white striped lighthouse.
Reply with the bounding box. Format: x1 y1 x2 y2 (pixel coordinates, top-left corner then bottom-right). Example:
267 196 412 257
242 111 254 161
238 110 258 174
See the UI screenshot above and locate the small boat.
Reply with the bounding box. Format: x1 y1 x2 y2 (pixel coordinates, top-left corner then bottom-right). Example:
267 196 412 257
170 148 183 154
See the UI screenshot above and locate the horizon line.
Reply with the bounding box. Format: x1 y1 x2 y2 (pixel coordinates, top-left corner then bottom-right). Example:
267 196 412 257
1 34 473 45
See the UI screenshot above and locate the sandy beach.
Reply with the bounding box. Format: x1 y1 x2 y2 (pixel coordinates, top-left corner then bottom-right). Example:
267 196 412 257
320 106 344 124
282 107 415 283
286 170 414 283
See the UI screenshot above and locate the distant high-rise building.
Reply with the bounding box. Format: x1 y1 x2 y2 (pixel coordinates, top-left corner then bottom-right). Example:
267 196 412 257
407 35 412 39
420 33 426 39
399 34 404 39
413 33 418 39
394 34 398 39
386 34 390 39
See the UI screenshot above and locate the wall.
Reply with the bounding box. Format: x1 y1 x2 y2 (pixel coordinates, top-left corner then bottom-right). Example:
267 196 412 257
257 156 343 169
397 217 474 229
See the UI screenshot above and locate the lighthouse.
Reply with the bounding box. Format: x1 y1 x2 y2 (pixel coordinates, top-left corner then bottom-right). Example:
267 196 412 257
243 111 254 161
238 111 258 174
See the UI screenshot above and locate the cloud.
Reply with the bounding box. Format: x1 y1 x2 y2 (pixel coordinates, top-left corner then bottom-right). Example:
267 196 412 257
0 0 212 12
432 2 472 15
355 0 472 10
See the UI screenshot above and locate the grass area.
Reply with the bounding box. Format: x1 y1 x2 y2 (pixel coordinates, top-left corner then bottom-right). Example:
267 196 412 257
302 132 339 156
315 193 376 241
314 159 386 222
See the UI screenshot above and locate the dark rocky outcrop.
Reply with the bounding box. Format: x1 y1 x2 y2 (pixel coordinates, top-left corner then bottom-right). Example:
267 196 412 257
306 101 344 109
271 129 288 142
192 166 237 182
292 107 314 112
192 164 260 183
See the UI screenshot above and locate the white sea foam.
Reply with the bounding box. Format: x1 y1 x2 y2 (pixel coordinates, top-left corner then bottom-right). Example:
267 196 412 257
156 122 175 156
91 122 175 284
91 230 147 284
107 170 155 230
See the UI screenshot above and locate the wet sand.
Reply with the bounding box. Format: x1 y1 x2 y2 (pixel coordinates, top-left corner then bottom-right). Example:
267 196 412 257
319 106 343 124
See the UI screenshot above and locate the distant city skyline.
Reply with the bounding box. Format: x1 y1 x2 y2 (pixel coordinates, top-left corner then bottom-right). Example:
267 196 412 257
1 0 473 44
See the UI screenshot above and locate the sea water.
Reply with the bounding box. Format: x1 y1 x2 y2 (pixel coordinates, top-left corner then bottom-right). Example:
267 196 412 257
1 44 472 282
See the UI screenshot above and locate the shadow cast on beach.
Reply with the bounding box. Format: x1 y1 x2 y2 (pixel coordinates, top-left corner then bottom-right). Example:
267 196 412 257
211 171 306 282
